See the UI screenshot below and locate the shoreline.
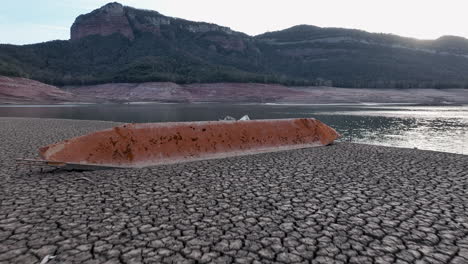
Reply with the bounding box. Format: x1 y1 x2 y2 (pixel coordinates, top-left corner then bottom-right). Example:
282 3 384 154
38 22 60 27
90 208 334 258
1 101 467 107
2 75 468 105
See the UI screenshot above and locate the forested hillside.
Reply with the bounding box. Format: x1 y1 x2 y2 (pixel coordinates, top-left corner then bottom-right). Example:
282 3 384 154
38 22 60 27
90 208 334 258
2 2 468 88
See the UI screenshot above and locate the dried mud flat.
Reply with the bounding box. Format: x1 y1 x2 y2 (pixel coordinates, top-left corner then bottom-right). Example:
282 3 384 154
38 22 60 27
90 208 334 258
1 118 468 264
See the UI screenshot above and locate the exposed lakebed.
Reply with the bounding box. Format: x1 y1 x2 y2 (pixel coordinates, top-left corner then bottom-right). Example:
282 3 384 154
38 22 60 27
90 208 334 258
1 103 467 155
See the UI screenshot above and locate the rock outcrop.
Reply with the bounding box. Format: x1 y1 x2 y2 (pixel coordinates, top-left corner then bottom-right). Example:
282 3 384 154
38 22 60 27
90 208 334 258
71 2 134 40
70 2 238 42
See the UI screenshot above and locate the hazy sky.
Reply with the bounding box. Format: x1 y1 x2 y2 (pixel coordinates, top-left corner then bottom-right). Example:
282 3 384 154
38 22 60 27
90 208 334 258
2 0 468 45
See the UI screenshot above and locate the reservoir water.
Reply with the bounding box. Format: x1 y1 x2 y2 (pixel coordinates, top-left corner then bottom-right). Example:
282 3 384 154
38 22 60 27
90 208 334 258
1 103 467 155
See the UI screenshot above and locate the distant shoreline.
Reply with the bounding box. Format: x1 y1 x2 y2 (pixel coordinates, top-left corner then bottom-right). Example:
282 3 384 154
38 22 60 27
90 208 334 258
1 76 468 105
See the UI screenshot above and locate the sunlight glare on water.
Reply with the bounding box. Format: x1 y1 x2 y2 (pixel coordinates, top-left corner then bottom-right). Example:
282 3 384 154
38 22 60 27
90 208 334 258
319 105 468 155
1 104 467 155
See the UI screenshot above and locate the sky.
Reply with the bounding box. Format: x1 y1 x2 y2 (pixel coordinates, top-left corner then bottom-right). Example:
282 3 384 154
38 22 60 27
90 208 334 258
1 0 468 45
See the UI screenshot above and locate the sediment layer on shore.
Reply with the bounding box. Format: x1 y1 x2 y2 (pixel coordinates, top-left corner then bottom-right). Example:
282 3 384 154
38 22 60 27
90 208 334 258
2 76 468 104
1 118 467 263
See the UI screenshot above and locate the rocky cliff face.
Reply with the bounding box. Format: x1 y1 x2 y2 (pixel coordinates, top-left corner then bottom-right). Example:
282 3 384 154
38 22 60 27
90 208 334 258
71 2 134 40
71 2 238 42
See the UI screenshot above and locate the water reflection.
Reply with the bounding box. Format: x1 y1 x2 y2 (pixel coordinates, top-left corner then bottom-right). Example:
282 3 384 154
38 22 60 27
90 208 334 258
316 107 468 154
0 104 467 155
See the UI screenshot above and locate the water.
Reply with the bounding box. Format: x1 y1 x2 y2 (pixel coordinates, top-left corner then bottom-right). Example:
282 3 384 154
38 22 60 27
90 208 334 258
1 103 467 155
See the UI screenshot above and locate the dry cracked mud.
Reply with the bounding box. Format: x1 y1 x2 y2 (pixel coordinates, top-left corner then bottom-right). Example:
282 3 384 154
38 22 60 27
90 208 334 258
1 118 468 264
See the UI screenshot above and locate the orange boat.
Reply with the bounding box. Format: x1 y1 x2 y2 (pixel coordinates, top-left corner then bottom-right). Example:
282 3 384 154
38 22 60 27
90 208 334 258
33 118 339 169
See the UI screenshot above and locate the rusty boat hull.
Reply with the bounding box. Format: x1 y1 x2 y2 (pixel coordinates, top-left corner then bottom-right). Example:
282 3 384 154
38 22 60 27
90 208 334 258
39 118 340 168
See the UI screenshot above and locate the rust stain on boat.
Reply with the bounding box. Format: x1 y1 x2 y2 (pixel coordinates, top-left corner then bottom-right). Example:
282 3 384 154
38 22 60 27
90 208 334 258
39 118 340 168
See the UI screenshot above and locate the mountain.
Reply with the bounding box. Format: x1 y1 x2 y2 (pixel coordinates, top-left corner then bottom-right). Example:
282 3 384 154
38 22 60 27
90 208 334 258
255 26 468 88
2 2 468 88
70 3 240 42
